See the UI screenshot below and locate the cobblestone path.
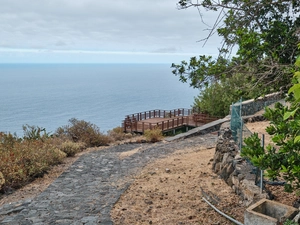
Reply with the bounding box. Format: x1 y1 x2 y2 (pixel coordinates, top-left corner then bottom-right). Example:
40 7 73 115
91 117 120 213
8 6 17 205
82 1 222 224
0 134 217 225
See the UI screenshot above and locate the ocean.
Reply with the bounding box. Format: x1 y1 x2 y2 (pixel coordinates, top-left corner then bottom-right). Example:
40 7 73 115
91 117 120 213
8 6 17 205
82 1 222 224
0 63 199 136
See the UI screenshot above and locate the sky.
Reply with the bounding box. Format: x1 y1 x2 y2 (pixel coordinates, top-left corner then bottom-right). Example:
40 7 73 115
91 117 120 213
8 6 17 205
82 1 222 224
0 0 223 64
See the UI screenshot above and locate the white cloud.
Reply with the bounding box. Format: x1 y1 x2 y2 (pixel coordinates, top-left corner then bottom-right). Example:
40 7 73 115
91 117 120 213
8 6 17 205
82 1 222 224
0 0 222 63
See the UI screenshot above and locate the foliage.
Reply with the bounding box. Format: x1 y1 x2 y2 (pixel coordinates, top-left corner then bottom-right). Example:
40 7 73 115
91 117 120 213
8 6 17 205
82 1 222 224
173 0 300 115
22 124 51 141
55 118 111 147
59 141 85 157
242 54 300 193
283 219 298 225
193 73 259 116
0 133 66 190
107 126 128 141
144 127 164 143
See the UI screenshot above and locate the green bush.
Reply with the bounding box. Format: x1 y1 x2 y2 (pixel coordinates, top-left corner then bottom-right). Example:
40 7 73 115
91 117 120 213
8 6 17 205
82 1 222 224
242 53 300 193
59 141 85 157
144 127 163 143
193 73 260 117
55 118 111 147
22 124 51 141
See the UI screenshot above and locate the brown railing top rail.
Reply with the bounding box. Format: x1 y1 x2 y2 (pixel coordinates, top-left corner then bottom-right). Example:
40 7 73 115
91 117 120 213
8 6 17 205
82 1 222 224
124 108 193 122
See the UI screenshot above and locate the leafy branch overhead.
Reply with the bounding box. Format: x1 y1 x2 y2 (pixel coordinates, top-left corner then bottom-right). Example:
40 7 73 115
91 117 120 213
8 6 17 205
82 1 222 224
172 0 300 116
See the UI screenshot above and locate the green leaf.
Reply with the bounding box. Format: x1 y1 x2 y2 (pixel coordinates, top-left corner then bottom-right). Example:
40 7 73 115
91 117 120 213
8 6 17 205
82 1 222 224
294 136 300 143
288 83 300 100
295 57 300 68
284 109 298 120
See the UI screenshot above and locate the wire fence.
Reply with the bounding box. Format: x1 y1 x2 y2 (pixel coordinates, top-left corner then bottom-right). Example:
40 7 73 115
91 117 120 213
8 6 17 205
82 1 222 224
230 98 284 152
230 97 284 189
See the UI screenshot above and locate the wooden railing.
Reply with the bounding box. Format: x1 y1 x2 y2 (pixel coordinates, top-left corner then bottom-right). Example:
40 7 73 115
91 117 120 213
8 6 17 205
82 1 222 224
133 116 190 133
122 108 220 133
124 108 193 122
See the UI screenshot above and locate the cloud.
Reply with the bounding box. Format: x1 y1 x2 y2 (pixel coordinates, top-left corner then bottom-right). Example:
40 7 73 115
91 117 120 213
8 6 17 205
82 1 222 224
0 0 222 63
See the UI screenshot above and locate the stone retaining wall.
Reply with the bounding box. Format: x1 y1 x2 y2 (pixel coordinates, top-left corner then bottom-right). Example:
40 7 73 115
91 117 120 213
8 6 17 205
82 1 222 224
230 92 283 116
212 127 269 206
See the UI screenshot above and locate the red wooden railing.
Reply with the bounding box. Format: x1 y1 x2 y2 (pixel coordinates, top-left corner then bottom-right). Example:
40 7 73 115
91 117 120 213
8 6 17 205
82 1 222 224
124 108 192 122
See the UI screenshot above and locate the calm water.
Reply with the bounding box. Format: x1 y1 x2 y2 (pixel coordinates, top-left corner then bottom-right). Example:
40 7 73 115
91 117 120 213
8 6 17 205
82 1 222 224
0 63 199 136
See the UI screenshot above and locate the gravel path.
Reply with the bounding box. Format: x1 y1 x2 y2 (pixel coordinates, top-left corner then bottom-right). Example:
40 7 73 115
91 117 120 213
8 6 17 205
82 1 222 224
0 133 217 225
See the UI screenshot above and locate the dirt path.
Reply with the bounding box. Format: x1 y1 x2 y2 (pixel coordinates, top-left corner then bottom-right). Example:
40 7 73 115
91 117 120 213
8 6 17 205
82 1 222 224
111 145 245 224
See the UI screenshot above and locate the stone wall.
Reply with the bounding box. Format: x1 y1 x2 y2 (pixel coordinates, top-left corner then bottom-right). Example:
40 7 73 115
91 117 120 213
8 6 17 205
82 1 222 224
212 127 269 206
230 92 283 117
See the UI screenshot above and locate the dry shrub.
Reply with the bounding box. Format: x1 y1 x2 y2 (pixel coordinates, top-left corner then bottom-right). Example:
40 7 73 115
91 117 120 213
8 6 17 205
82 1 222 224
143 127 163 143
56 118 111 147
59 141 85 157
0 134 66 190
108 126 128 141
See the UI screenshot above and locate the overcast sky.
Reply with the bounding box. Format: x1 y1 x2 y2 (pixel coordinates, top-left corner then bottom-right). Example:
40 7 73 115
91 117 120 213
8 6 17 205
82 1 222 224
0 0 222 63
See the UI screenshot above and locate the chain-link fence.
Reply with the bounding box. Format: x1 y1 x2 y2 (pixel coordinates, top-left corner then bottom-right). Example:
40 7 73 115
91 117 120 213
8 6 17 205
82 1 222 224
230 96 284 189
230 97 283 151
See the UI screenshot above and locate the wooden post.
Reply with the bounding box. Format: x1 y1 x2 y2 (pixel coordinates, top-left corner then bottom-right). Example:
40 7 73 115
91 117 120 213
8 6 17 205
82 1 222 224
164 110 166 118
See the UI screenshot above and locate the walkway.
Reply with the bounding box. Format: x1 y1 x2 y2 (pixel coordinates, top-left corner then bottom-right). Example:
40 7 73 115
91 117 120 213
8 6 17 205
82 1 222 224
0 133 218 225
123 108 220 133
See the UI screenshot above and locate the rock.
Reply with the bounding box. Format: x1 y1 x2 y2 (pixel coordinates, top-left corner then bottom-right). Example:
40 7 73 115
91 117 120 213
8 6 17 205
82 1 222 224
165 168 171 173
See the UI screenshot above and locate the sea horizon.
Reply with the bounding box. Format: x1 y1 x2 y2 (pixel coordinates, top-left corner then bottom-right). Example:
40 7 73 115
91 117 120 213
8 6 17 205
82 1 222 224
0 63 199 136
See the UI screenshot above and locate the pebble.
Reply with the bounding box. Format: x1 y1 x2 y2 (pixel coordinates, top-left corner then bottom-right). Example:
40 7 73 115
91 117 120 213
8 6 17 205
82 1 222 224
0 133 217 224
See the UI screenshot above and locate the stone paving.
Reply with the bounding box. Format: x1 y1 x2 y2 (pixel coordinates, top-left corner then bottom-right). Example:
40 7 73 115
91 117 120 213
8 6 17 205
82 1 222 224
0 133 218 225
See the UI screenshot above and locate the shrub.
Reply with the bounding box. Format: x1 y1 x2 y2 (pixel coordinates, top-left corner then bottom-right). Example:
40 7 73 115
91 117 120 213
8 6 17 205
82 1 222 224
55 118 111 147
107 126 128 141
242 53 300 193
59 141 85 157
144 127 163 143
22 124 51 141
0 134 66 190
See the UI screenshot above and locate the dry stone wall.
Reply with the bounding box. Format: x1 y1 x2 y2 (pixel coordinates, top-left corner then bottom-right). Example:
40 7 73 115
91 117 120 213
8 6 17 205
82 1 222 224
212 127 269 206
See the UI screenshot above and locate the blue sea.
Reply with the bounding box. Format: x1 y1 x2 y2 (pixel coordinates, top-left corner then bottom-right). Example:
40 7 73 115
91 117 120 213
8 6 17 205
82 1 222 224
0 63 199 136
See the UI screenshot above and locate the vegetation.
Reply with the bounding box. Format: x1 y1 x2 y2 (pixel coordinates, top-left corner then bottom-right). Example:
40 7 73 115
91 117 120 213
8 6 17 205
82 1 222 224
172 0 300 117
242 54 300 193
55 118 111 147
0 119 133 193
144 126 164 143
0 132 66 190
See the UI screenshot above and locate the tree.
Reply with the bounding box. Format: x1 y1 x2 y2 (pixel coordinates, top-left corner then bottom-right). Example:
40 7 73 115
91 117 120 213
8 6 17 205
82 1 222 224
242 52 300 193
172 0 300 115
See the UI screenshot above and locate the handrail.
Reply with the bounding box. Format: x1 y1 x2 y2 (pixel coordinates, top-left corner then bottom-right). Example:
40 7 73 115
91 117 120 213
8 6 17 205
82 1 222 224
124 108 193 122
122 108 220 133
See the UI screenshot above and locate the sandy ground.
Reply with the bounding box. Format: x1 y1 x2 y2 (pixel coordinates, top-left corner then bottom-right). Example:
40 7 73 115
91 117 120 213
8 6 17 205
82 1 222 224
111 145 245 224
1 121 299 224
